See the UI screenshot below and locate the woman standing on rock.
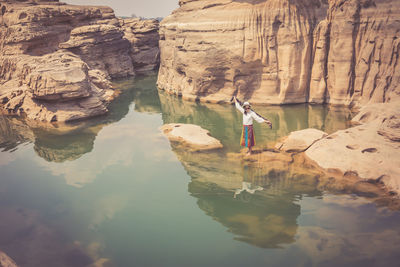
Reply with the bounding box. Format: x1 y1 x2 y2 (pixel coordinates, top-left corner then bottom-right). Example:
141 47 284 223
233 97 272 156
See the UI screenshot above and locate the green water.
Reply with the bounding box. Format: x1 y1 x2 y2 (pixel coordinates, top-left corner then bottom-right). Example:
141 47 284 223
0 73 399 267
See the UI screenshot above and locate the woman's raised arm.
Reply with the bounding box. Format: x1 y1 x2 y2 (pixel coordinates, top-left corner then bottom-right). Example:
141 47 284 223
234 97 244 114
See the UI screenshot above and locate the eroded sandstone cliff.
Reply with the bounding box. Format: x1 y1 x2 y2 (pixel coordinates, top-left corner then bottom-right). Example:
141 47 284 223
0 0 159 122
120 18 160 73
310 0 400 106
157 0 400 107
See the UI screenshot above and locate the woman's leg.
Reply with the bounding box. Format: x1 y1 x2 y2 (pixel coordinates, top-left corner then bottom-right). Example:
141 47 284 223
247 146 252 155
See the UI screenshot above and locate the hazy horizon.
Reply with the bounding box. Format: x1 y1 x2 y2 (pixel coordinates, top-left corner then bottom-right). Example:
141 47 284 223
64 0 179 18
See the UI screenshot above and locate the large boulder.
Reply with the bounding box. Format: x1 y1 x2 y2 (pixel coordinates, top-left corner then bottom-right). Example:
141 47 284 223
0 1 128 122
0 1 160 123
276 128 327 152
305 102 400 193
0 51 110 122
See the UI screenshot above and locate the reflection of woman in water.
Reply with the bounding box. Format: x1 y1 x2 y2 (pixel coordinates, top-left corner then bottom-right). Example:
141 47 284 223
233 97 272 155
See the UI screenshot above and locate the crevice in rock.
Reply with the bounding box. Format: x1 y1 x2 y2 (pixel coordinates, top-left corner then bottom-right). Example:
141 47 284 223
348 1 362 99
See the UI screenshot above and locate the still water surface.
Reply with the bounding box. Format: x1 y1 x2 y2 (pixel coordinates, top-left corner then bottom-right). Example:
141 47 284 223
1 73 400 267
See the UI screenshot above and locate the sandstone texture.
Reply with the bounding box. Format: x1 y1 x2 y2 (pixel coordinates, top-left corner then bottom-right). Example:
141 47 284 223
305 102 400 193
157 0 400 107
160 123 223 151
276 128 327 152
309 0 400 106
120 18 160 73
0 0 160 122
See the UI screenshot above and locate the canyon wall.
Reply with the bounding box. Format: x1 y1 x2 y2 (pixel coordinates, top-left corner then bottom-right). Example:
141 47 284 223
120 18 160 73
310 0 400 106
0 0 159 122
157 0 400 107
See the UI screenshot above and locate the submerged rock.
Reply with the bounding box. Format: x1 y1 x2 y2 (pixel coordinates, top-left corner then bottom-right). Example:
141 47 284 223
160 123 223 151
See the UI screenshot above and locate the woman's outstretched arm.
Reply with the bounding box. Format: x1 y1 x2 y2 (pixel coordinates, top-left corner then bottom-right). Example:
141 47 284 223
251 112 272 127
251 112 265 123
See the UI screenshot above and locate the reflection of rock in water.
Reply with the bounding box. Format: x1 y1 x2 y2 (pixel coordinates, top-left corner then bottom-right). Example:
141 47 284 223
0 74 162 163
33 130 96 162
0 116 34 152
168 130 399 248
130 73 162 114
168 141 325 248
190 179 300 248
0 206 102 267
0 117 101 162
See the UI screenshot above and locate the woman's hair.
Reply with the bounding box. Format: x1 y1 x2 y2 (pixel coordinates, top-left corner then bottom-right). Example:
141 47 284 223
244 105 250 115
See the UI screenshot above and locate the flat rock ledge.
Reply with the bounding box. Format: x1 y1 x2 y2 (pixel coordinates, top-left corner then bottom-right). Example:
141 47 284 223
274 103 400 195
275 128 328 152
305 104 400 195
160 123 223 151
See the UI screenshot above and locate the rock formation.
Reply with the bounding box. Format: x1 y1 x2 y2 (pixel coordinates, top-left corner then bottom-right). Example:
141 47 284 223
0 78 140 163
157 0 400 196
0 0 160 122
272 102 400 194
305 102 400 193
275 128 327 152
309 0 400 106
157 0 400 107
161 123 223 151
120 18 160 73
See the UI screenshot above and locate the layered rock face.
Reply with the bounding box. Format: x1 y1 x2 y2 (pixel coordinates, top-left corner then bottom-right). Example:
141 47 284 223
310 0 400 106
158 0 328 104
120 18 160 73
157 0 400 107
0 0 160 122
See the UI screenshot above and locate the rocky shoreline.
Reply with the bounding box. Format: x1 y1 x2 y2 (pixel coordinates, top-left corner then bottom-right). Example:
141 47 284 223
155 0 400 201
1 0 399 201
0 0 160 122
161 121 400 208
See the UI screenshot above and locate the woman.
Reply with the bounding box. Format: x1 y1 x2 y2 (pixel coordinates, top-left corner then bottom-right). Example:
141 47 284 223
233 97 272 155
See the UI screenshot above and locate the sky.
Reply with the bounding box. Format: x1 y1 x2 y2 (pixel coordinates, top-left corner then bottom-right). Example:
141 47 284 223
64 0 179 18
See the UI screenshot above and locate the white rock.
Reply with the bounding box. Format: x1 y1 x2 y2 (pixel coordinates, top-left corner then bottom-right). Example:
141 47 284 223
160 123 223 151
